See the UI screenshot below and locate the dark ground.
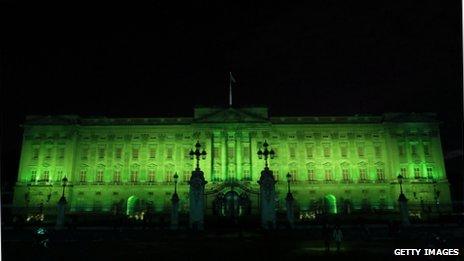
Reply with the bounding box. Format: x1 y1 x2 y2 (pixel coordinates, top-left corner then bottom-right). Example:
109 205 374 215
3 224 464 260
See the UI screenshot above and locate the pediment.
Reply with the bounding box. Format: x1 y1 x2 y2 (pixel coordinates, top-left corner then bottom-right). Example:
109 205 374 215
194 108 269 123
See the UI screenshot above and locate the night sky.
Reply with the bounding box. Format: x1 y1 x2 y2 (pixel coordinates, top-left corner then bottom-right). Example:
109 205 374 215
1 2 462 198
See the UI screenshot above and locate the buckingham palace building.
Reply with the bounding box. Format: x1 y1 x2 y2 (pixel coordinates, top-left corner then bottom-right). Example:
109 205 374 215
13 107 452 220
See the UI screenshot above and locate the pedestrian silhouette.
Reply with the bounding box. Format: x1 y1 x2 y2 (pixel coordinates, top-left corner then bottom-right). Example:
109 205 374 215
333 225 343 252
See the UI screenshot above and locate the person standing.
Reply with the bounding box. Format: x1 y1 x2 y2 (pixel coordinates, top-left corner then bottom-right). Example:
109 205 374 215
323 223 331 252
333 225 343 252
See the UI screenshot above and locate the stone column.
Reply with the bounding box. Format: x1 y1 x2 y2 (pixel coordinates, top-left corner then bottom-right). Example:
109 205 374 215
170 193 179 230
398 193 410 226
189 169 207 230
286 192 295 229
55 196 67 230
258 167 276 229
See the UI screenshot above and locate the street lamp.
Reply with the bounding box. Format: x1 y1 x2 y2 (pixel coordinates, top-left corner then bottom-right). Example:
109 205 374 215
286 173 292 194
61 176 68 198
173 173 179 195
190 141 207 170
257 140 275 169
397 174 404 196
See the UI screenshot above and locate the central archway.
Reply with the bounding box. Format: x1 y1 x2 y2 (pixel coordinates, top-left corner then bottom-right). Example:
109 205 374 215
324 194 337 214
223 191 240 219
126 195 140 216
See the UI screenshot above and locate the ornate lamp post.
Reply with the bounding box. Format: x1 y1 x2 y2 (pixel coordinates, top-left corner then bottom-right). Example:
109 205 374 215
188 141 208 231
171 173 180 230
257 140 277 230
56 176 68 229
397 174 410 226
285 173 295 229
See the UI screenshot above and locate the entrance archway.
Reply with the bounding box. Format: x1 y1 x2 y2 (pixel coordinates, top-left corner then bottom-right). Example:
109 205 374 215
126 195 140 216
223 191 240 219
324 194 337 214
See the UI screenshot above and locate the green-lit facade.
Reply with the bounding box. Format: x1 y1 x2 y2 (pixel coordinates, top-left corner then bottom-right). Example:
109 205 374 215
13 107 452 218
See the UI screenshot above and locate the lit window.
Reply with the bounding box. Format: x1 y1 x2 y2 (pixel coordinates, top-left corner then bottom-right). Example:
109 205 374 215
289 170 297 181
398 144 405 156
273 170 279 181
80 170 87 183
289 147 296 159
377 169 385 181
359 169 367 181
307 169 315 181
423 144 430 156
30 170 37 182
325 170 333 181
130 171 138 183
306 146 313 158
323 146 331 158
228 147 235 159
147 170 156 183
414 167 421 179
411 144 417 156
96 171 104 183
81 148 89 160
165 171 173 182
243 147 250 160
342 169 350 181
183 171 190 182
132 148 139 160
427 167 433 179
357 147 365 157
32 147 40 160
340 146 348 158
42 171 49 182
115 147 123 159
149 148 156 159
58 147 65 160
113 171 121 183
45 148 52 160
166 148 173 160
98 147 106 160
213 147 220 159
375 146 382 157
243 170 251 181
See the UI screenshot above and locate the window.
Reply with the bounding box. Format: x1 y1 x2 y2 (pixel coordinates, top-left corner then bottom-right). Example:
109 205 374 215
228 147 235 159
340 146 348 158
183 171 190 182
149 147 156 159
289 146 296 159
400 167 407 178
166 148 173 160
306 146 314 158
45 148 52 160
342 169 350 181
32 147 39 160
165 171 173 182
411 144 417 156
289 170 297 182
374 146 382 157
324 170 333 181
56 171 63 181
243 170 251 181
398 144 405 156
130 171 138 183
357 146 365 157
98 147 106 160
377 169 385 181
323 146 331 158
42 171 49 182
243 146 250 160
213 147 220 159
115 147 123 159
184 148 191 159
307 169 315 181
113 171 121 183
80 170 87 183
427 167 433 179
423 144 430 156
273 170 279 181
30 170 37 182
96 170 104 183
81 147 89 160
359 169 367 181
132 148 139 160
58 147 65 160
414 167 421 179
147 170 156 183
